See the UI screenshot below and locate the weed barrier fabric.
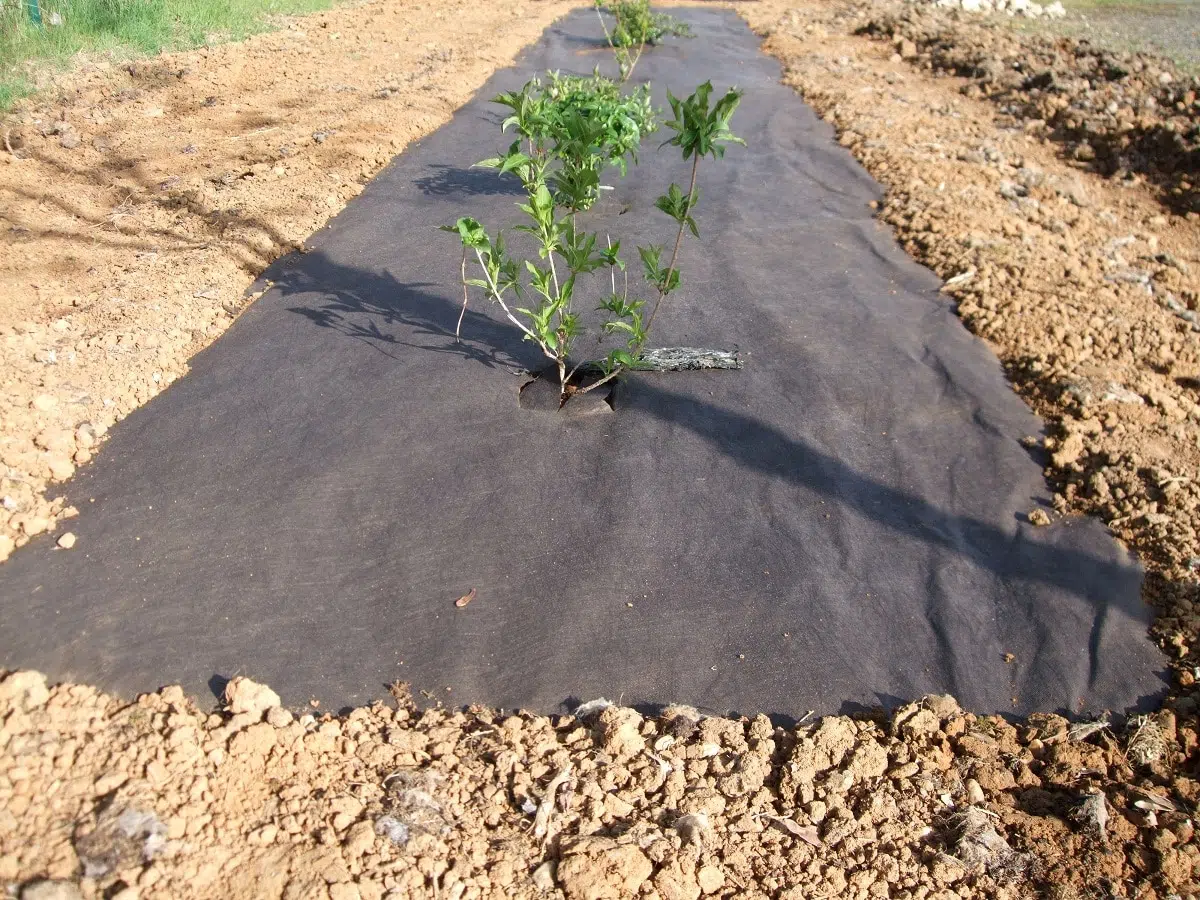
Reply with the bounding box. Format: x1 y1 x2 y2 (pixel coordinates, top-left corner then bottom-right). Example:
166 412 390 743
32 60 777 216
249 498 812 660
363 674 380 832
0 9 1166 718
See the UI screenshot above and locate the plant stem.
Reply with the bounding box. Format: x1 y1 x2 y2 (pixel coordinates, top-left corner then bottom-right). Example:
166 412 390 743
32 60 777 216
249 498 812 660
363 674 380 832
573 364 623 396
642 152 700 338
622 40 646 83
455 245 469 341
577 155 701 399
473 248 558 364
595 3 615 49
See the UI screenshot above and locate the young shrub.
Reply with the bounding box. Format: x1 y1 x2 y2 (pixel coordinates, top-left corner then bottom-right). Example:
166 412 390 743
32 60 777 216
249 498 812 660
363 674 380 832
594 0 693 82
444 81 743 406
490 70 658 210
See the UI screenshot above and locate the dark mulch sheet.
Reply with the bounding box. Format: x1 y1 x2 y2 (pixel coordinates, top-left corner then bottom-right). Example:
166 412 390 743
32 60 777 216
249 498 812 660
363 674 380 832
0 8 1165 719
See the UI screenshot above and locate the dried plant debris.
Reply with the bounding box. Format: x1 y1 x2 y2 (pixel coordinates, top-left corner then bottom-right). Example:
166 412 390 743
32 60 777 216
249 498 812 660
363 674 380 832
1071 791 1110 840
380 768 451 841
948 807 1033 882
1126 714 1169 766
1068 716 1112 743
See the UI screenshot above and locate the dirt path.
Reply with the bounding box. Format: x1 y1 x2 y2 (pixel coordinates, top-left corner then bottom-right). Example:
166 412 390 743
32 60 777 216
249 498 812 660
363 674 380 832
4 0 1200 897
0 0 580 559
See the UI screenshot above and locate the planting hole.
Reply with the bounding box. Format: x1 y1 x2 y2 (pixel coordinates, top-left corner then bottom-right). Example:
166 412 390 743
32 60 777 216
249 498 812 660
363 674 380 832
519 369 616 416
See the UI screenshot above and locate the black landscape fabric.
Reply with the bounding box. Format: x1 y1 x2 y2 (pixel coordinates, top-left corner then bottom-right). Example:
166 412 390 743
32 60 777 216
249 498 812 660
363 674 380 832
0 8 1167 719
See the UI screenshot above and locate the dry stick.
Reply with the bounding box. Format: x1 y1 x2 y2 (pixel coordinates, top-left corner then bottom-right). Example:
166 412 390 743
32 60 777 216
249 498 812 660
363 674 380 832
575 153 701 397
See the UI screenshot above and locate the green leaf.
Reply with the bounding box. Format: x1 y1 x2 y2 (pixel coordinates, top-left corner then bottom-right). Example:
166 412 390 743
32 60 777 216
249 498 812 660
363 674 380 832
442 217 489 250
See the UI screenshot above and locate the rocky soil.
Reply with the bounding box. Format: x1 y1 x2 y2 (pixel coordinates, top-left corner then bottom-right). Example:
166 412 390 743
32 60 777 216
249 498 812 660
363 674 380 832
5 0 1200 896
3 670 1198 900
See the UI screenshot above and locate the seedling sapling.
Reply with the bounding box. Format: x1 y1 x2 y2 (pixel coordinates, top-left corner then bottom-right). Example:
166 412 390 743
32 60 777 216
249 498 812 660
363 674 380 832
594 0 693 83
444 80 742 407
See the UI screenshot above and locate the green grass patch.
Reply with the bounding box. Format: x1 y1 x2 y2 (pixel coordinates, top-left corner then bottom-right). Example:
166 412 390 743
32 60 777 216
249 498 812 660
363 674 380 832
0 0 335 110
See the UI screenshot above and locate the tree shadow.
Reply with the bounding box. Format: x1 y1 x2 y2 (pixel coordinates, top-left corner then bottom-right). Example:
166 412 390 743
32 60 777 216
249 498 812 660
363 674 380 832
276 248 1164 692
8 147 309 275
269 248 544 374
413 164 527 198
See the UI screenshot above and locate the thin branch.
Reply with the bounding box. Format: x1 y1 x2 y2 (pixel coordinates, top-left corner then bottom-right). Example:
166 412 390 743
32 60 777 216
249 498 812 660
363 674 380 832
623 40 646 83
595 3 615 50
573 364 624 396
642 152 700 337
472 248 556 364
546 231 561 300
455 246 469 341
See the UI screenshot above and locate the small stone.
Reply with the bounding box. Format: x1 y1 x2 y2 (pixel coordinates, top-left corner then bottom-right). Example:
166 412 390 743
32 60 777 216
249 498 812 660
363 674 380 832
1028 509 1052 527
598 706 645 759
1050 432 1085 467
899 706 941 737
229 722 276 757
966 778 986 805
224 676 281 717
343 820 376 858
20 515 50 536
558 839 653 900
697 866 725 894
924 694 960 719
31 394 58 411
59 132 81 150
1 671 51 711
46 455 75 481
266 706 294 728
21 882 83 900
94 773 128 794
532 862 556 891
57 532 77 550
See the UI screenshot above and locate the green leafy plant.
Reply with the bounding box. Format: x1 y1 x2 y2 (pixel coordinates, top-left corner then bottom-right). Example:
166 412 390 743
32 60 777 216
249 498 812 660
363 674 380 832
488 70 658 206
594 0 693 82
443 80 743 407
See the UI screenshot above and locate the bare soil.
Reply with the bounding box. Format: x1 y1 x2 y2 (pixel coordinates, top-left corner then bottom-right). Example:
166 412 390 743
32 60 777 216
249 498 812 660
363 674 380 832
1014 0 1200 74
5 0 1200 897
0 0 578 560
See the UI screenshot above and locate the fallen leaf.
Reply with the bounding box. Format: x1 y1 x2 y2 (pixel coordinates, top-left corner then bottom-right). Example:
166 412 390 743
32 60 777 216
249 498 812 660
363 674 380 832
764 815 822 847
454 588 477 608
1132 791 1177 813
